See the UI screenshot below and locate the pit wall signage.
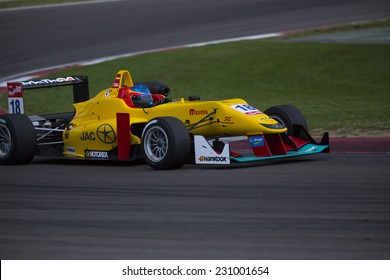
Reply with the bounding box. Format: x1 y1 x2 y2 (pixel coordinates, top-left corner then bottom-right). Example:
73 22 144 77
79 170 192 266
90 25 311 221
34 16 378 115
7 82 24 114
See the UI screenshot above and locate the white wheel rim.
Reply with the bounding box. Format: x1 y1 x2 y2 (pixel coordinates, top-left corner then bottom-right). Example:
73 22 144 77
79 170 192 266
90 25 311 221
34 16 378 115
0 124 12 158
143 126 168 162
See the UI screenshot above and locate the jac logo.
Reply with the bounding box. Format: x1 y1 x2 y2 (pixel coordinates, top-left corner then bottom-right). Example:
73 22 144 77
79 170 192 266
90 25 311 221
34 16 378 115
80 124 116 144
81 131 96 141
97 124 116 144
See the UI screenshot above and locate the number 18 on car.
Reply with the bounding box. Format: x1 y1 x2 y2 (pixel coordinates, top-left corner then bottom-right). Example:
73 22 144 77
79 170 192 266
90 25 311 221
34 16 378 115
7 82 24 114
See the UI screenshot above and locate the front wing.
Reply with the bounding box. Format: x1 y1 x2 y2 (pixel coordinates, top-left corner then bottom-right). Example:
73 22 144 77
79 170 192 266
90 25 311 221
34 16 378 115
230 143 328 163
194 127 329 165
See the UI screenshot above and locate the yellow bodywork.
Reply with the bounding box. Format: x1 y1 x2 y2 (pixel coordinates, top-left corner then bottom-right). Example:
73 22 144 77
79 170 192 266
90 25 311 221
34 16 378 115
63 70 286 158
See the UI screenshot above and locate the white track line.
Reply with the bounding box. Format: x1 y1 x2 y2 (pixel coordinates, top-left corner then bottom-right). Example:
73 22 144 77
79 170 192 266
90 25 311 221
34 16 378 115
0 0 126 12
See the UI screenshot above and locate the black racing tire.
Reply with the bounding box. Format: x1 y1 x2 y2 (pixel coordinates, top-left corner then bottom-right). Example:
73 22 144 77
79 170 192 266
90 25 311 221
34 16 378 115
264 105 308 135
0 114 36 165
141 117 190 170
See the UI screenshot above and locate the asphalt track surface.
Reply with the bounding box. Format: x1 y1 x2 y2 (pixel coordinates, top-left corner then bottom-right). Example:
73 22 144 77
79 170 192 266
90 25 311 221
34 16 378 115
0 153 389 260
0 0 390 260
1 0 390 81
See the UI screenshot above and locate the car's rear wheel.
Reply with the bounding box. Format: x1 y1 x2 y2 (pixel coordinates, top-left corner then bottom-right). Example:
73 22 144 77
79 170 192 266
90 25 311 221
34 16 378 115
141 117 190 170
264 105 308 135
0 114 36 165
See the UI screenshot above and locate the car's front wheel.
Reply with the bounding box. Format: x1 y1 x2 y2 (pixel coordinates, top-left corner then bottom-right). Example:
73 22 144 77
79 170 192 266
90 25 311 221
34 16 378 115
0 114 36 165
141 117 190 170
264 105 308 135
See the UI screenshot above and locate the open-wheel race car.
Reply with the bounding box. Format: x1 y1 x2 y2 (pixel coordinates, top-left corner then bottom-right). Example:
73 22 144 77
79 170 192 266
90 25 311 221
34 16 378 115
0 69 329 169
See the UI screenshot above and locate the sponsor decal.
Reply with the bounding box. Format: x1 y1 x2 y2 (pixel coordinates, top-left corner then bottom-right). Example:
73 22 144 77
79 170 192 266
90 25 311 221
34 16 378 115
85 150 109 159
104 89 110 97
221 116 234 125
198 155 228 162
7 82 24 114
245 111 262 116
194 135 230 165
21 77 77 86
112 74 121 88
231 104 262 116
80 131 96 141
80 124 116 144
97 124 116 144
248 135 265 147
7 83 22 97
65 146 76 154
189 108 208 116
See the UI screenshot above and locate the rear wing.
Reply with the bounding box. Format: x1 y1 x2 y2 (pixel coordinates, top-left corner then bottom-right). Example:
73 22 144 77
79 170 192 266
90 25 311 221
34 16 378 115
7 76 89 114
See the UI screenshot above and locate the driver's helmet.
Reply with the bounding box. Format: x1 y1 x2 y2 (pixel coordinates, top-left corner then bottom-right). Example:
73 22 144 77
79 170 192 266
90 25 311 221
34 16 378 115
129 84 153 107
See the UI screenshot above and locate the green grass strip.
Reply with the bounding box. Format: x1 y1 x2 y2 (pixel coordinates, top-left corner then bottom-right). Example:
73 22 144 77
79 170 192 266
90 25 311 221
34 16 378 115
1 39 389 137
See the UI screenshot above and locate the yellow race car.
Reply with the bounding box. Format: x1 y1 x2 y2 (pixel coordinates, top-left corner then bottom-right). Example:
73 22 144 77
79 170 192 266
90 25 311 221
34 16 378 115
0 69 329 169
